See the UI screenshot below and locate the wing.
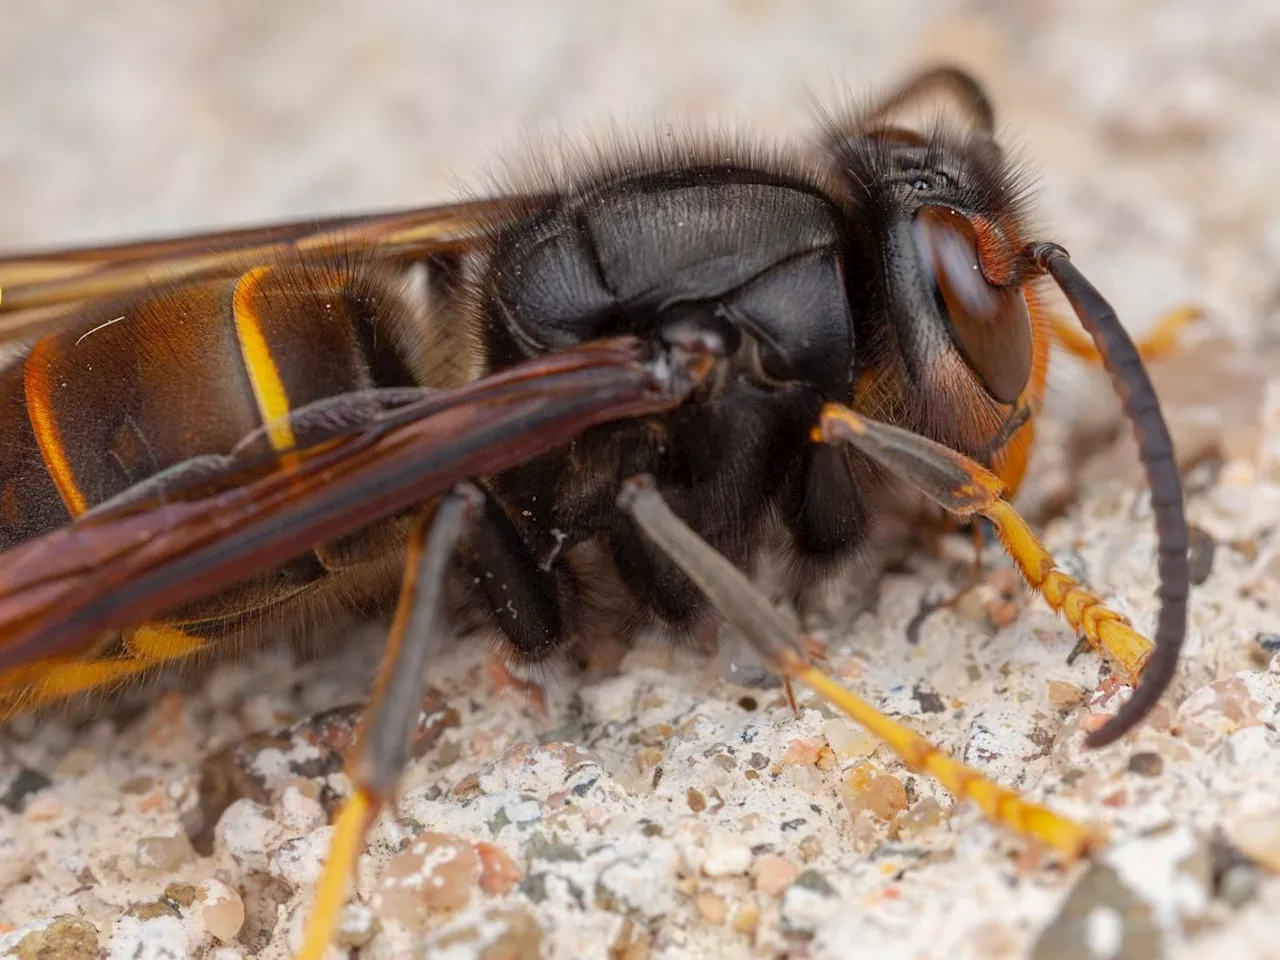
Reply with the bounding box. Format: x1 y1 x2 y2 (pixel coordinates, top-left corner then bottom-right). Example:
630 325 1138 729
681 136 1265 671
0 195 539 342
0 337 708 672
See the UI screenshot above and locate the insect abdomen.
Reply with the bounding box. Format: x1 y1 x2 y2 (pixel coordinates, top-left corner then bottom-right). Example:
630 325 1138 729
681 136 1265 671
0 262 419 549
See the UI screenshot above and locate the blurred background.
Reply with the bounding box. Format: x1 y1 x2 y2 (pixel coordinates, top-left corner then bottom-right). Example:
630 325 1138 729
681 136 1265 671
1 0 1278 348
4 6 1280 957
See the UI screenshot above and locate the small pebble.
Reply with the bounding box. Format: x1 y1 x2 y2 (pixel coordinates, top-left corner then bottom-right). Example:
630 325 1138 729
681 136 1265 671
163 883 197 907
215 799 284 872
334 904 378 948
1219 865 1260 909
1256 632 1280 655
687 788 707 813
897 796 944 836
135 832 195 872
1127 752 1164 777
23 794 64 823
0 768 54 812
695 890 728 925
476 841 522 895
1047 680 1086 708
733 902 760 937
199 879 245 943
984 597 1019 629
278 784 326 832
781 872 839 932
844 766 908 821
376 831 481 922
1227 815 1280 873
780 737 826 767
422 906 543 958
4 916 99 959
754 855 799 896
702 838 752 877
822 718 877 759
106 913 187 960
269 828 334 890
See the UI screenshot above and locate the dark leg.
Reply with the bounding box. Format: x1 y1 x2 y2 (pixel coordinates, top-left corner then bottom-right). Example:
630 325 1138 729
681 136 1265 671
462 491 574 662
299 486 479 960
616 475 1098 861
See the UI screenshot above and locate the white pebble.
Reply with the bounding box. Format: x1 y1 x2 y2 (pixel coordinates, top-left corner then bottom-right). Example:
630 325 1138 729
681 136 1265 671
105 914 189 960
702 838 752 877
279 784 327 832
215 799 284 872
269 827 335 889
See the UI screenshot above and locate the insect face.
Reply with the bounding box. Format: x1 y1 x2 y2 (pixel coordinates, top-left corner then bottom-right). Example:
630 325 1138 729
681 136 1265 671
834 124 1041 462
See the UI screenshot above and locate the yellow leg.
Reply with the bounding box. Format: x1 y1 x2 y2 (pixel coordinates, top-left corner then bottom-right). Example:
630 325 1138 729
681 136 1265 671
797 667 1100 859
817 405 1153 683
0 623 210 716
618 478 1099 862
1050 305 1200 366
297 790 374 960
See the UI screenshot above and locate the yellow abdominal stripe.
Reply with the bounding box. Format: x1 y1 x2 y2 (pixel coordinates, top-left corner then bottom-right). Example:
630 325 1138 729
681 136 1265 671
233 266 298 454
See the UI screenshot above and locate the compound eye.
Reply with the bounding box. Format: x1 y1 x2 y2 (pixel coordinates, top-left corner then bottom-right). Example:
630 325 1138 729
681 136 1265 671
912 204 1032 405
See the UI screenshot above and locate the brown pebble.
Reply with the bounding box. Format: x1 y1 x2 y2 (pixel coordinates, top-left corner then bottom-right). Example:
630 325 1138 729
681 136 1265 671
163 883 197 906
136 833 195 872
686 788 707 813
199 879 245 942
118 775 155 795
798 834 823 862
984 597 1019 629
732 902 760 937
814 745 838 772
23 794 64 823
125 900 181 921
1227 815 1280 873
897 796 944 836
1127 752 1164 777
634 746 664 773
986 566 1020 598
1080 712 1111 734
476 842 522 895
426 906 544 960
694 890 728 925
610 917 652 960
754 855 799 896
8 915 99 960
844 767 908 820
781 737 826 767
377 831 481 923
1047 680 1086 708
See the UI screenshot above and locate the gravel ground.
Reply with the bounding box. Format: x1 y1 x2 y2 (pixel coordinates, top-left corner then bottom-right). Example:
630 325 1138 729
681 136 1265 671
3 2 1280 959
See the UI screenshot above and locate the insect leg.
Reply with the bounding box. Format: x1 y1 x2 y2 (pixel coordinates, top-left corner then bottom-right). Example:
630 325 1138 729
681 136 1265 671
617 476 1099 860
858 66 996 136
0 623 212 716
1049 306 1201 366
300 486 480 960
815 406 1157 710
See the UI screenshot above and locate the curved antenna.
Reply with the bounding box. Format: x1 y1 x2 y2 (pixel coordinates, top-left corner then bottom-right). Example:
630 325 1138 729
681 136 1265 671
1028 243 1190 748
858 66 996 137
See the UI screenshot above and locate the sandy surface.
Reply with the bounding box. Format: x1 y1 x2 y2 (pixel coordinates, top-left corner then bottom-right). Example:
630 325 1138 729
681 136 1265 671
3 2 1280 958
